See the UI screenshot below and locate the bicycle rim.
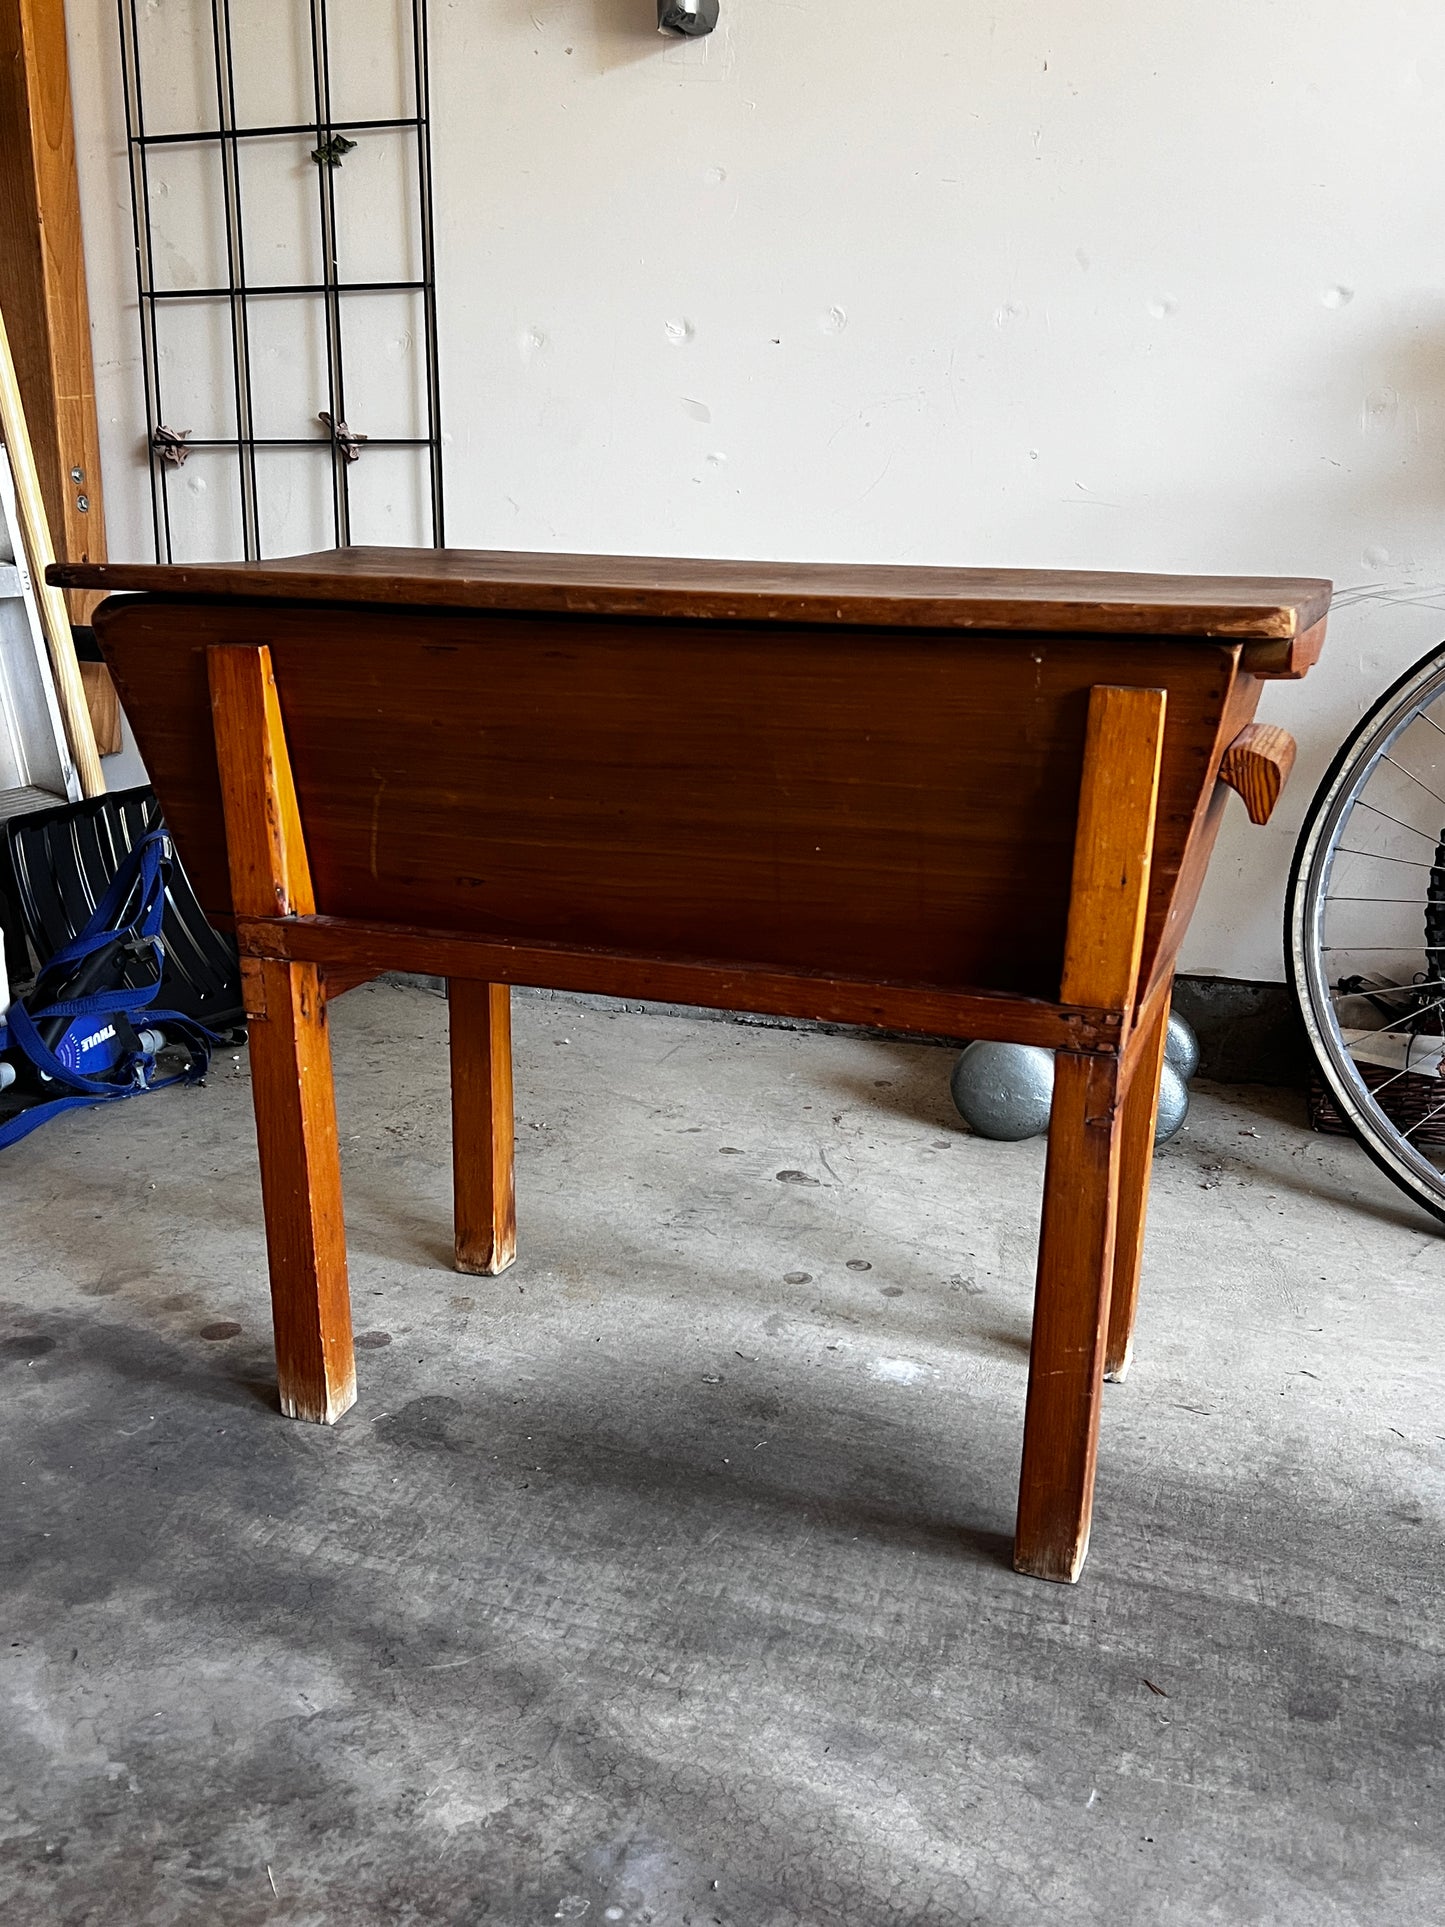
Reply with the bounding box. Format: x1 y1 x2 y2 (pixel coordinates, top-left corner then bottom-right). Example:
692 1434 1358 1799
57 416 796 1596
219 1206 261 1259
1286 642 1445 1225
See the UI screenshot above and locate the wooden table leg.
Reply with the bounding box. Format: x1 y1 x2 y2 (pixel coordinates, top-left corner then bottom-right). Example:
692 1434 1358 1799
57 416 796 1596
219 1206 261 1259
209 641 356 1424
244 956 356 1423
1014 682 1165 1582
1016 1049 1123 1581
1105 979 1173 1382
449 979 516 1275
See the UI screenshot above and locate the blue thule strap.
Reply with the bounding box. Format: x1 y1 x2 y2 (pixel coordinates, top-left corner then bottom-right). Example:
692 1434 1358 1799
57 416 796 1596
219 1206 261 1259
0 828 222 1150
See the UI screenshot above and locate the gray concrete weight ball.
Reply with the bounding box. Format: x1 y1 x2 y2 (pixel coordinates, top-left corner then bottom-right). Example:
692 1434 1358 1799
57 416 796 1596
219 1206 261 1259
950 1039 1189 1147
1164 1009 1200 1082
1154 1060 1189 1143
950 1040 1055 1140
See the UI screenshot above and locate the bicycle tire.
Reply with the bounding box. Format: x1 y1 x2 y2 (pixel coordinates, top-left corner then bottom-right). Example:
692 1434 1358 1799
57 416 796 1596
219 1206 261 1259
1285 640 1445 1226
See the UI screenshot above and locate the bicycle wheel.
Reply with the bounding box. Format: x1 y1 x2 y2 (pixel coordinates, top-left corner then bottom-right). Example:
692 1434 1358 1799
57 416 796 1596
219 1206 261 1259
1286 640 1445 1225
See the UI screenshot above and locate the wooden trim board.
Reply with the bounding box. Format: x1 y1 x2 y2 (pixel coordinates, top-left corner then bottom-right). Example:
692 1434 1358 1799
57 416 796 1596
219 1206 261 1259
0 0 107 612
236 913 1128 1051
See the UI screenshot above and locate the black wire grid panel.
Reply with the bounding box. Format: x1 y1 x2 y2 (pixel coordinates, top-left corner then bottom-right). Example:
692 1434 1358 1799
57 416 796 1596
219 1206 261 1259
117 0 444 561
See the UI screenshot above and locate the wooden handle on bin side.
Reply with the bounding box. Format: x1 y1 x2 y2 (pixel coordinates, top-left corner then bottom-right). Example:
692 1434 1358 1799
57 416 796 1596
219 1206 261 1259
1219 722 1296 825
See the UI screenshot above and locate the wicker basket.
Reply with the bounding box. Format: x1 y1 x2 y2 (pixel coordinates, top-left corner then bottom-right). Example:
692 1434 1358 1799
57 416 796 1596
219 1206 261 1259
1309 1058 1445 1145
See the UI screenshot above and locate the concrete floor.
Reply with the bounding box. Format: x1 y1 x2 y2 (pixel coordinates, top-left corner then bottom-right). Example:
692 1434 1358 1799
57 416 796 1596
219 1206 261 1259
2 981 1442 1925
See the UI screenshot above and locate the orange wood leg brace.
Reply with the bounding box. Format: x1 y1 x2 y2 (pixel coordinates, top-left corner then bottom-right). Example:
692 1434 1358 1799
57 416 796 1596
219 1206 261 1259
242 955 356 1422
1105 979 1173 1382
1014 683 1165 1582
210 643 356 1424
1017 1050 1124 1581
449 979 516 1276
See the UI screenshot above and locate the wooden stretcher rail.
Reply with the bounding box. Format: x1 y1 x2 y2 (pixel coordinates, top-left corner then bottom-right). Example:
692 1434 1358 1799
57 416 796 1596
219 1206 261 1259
235 913 1127 1051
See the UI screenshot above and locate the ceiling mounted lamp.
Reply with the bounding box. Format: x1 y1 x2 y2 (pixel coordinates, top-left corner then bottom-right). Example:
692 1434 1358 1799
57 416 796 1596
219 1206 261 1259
658 0 718 36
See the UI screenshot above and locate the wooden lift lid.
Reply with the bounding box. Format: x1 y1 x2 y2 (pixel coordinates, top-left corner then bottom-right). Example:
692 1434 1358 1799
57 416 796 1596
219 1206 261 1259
51 546 1331 647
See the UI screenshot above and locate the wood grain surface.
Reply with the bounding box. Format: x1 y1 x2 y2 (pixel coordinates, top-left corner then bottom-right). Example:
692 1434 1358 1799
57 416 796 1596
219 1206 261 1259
1106 973 1175 1383
94 598 1255 1005
1058 685 1166 1012
213 647 354 1425
235 913 1124 1049
1015 682 1165 1582
53 545 1332 640
449 980 517 1277
112 558 1327 1576
79 660 121 755
243 955 356 1425
1015 1050 1125 1583
206 645 315 918
1232 614 1327 681
0 297 103 792
1141 666 1268 1008
0 0 107 608
1219 721 1297 824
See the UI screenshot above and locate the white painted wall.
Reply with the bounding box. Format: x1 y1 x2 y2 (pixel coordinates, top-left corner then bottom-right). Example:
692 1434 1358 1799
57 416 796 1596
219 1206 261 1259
62 0 1445 979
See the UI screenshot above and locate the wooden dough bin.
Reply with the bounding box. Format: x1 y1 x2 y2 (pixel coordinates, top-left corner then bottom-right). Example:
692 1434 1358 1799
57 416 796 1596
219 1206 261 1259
51 548 1328 1582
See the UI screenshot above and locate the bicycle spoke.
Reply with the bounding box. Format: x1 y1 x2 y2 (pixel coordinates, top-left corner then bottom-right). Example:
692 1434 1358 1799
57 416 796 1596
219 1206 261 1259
1401 1093 1445 1140
1380 753 1445 810
1329 975 1445 1002
1348 993 1445 1037
1351 800 1440 842
1400 1000 1445 1029
1355 1062 1424 1099
1333 847 1437 869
